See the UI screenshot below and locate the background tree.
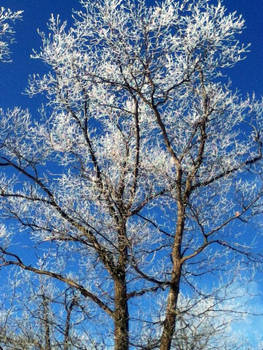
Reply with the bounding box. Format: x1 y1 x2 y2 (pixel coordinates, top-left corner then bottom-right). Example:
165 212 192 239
0 7 22 62
0 0 263 349
0 271 101 349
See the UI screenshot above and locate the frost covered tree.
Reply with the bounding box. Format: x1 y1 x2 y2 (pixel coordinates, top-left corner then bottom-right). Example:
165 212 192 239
0 7 22 62
0 274 256 350
0 0 263 349
0 272 95 350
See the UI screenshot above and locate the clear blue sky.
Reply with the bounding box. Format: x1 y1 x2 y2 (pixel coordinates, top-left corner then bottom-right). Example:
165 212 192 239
0 0 262 110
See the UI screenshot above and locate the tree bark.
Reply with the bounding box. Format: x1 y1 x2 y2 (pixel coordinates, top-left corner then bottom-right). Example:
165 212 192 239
42 293 52 350
159 203 184 350
114 274 129 350
159 262 182 350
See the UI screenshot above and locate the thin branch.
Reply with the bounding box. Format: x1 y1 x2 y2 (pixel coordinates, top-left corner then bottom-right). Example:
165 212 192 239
0 247 114 317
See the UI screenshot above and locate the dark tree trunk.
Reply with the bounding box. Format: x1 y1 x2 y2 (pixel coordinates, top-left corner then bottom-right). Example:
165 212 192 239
159 202 184 350
114 273 129 350
159 263 182 350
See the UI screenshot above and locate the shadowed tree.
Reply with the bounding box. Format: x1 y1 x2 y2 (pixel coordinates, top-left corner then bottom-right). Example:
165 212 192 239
0 0 263 349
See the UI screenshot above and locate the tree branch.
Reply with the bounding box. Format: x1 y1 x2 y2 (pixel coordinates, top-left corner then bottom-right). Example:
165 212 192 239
0 247 114 317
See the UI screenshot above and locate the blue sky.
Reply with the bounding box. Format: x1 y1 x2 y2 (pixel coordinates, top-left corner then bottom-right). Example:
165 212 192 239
226 0 263 97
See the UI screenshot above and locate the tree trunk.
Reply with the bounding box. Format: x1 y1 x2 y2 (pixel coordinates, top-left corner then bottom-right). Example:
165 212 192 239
159 262 182 350
42 293 52 350
159 202 184 350
114 274 129 350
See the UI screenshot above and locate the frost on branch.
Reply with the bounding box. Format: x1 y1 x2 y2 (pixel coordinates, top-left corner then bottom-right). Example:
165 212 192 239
0 7 22 62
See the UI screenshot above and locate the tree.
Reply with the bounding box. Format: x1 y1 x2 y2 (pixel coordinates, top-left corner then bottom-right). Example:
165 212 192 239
0 272 257 350
0 272 98 350
0 6 22 62
0 0 263 349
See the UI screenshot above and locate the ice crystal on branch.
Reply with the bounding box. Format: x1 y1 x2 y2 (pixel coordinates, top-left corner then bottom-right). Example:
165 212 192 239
0 7 22 62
